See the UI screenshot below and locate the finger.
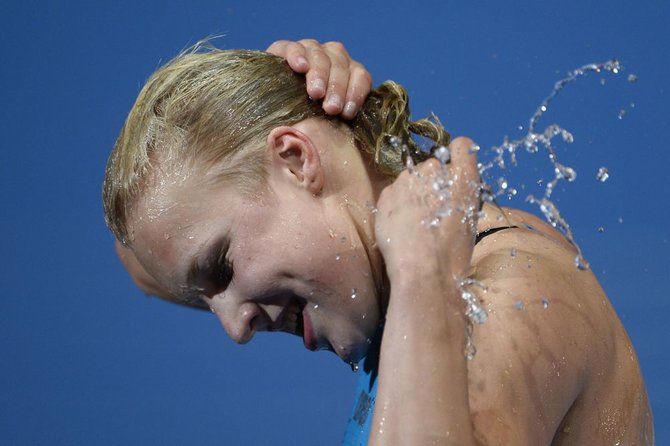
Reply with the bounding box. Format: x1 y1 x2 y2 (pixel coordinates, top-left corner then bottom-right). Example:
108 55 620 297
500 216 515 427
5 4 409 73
320 41 351 115
342 62 373 119
448 136 479 183
298 40 330 100
447 136 481 221
266 40 310 73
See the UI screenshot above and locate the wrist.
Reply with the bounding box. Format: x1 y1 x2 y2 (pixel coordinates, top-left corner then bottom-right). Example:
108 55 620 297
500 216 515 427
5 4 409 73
384 265 467 335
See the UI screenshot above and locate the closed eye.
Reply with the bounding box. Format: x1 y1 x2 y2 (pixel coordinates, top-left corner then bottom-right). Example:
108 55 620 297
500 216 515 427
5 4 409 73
215 248 234 290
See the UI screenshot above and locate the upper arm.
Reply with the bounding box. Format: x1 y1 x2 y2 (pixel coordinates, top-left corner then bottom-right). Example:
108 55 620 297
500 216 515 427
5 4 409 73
465 245 593 445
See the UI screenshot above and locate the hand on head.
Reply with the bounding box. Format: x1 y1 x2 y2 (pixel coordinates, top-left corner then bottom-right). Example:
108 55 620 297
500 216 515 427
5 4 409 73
266 39 372 119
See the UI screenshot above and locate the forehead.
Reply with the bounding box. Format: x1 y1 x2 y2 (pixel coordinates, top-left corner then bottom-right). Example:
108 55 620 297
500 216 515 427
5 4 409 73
128 172 235 283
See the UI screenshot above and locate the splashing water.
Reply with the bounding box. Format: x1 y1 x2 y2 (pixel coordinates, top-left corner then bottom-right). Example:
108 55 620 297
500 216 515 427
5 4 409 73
477 58 623 270
385 59 628 360
597 167 610 182
459 278 488 360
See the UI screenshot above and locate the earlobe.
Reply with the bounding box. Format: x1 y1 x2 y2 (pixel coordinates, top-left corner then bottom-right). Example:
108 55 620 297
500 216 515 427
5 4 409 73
266 126 324 195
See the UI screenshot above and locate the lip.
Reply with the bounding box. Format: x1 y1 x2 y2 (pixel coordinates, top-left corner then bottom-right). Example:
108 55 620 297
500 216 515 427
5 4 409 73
301 309 317 351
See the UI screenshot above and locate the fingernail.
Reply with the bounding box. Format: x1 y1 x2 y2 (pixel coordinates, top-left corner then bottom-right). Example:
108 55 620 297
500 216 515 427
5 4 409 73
296 56 308 68
311 79 326 96
326 94 343 110
343 101 357 118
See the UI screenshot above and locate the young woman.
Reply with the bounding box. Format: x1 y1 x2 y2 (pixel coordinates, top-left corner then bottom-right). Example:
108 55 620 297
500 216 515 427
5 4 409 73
105 40 653 445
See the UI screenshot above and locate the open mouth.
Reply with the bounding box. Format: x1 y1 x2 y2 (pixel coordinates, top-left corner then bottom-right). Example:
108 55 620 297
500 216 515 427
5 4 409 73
271 297 317 352
295 305 305 338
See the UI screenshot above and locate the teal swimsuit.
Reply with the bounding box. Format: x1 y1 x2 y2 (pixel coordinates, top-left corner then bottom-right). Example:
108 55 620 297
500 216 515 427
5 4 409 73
341 330 380 445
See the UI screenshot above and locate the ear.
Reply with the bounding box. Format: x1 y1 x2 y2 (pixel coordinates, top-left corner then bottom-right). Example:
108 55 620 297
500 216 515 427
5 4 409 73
266 126 324 195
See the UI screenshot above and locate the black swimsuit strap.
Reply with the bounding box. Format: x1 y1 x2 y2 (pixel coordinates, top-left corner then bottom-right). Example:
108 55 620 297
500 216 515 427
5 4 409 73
475 226 518 245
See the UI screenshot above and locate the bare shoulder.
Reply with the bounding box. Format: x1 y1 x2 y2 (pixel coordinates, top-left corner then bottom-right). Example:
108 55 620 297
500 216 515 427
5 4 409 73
465 209 653 445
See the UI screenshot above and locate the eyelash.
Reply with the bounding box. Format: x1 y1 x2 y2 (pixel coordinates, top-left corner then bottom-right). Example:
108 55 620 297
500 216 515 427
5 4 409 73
215 251 234 289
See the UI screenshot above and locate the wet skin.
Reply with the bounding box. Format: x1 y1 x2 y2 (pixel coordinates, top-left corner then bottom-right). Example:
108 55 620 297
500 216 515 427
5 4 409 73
121 122 653 445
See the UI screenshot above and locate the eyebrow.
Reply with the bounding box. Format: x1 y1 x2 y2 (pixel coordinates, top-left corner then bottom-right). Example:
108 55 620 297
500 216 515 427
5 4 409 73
185 236 230 296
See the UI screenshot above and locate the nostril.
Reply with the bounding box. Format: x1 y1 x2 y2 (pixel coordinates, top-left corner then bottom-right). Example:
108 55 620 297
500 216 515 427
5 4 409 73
211 301 258 344
233 303 266 344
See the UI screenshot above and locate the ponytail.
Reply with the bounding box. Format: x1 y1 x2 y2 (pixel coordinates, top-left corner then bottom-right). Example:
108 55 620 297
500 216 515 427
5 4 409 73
350 81 451 176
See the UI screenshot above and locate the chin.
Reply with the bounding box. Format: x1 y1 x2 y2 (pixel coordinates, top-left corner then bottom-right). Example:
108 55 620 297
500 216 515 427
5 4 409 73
331 332 374 364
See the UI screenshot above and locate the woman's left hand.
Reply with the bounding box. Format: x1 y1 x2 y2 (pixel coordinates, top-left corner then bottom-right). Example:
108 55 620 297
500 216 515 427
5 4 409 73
266 39 372 119
375 136 481 285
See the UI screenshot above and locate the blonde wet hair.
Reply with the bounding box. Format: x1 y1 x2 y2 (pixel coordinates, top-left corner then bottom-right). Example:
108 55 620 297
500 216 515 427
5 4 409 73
103 43 451 243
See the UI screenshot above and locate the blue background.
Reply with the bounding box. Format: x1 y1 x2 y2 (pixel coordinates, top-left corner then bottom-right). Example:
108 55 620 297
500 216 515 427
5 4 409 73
2 1 668 444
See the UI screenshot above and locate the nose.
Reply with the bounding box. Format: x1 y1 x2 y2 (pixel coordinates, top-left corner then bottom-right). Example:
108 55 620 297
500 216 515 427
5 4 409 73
212 299 266 344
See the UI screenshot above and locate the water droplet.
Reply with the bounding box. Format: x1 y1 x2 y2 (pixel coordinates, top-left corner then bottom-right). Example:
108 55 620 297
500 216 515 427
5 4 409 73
556 164 577 182
361 313 366 319
596 166 609 182
386 237 391 244
540 105 547 112
351 288 357 299
618 109 626 120
514 300 525 311
575 255 590 270
465 336 477 360
313 304 319 309
510 248 517 257
366 338 372 344
335 254 341 261
598 226 604 233
618 217 624 224
434 145 451 164
389 136 402 148
541 297 550 309
627 73 638 83
432 177 447 191
349 362 359 372
468 143 481 154
600 78 607 86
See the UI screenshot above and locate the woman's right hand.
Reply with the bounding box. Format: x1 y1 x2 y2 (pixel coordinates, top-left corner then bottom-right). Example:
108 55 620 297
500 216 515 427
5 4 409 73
266 39 372 119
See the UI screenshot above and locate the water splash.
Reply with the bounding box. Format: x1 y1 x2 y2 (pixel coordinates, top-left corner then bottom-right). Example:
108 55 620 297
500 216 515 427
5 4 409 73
459 278 488 360
386 59 627 360
596 167 610 182
477 59 624 271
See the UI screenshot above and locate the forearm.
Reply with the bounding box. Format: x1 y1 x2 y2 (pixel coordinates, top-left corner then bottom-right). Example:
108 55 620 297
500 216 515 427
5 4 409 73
369 270 476 445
